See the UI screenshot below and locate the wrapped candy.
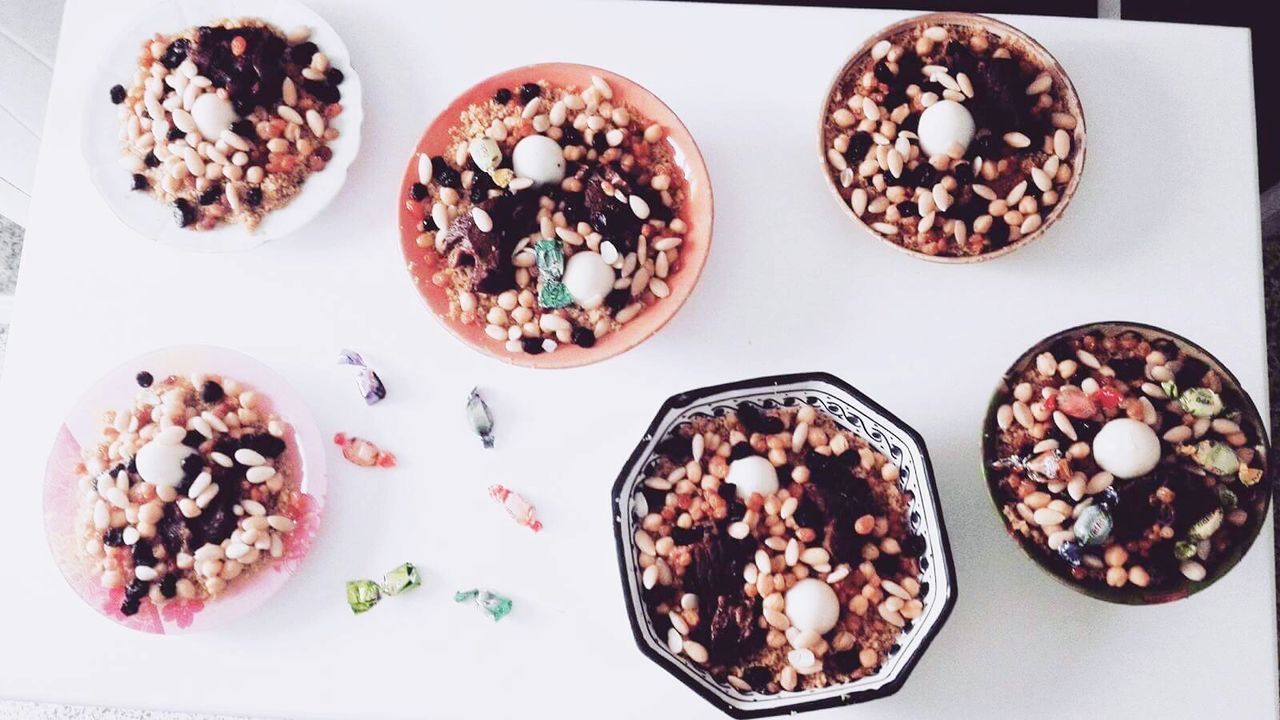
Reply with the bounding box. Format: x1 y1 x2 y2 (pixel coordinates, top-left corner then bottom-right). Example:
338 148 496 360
538 280 572 309
382 562 422 596
490 484 542 532
1072 505 1113 546
333 432 397 468
534 239 572 309
346 580 381 614
346 562 422 614
338 350 387 405
454 588 513 622
466 387 495 449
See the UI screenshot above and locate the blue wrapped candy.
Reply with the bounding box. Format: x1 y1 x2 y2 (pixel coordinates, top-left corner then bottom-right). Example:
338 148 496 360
1057 540 1083 567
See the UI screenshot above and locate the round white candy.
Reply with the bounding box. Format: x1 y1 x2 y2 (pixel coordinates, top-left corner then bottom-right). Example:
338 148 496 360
134 440 196 488
727 455 779 500
1092 418 1161 479
512 135 566 186
785 578 840 635
190 93 237 142
916 99 976 159
561 251 614 309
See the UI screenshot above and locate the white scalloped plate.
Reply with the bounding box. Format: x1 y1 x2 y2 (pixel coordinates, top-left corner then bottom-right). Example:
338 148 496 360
82 0 364 252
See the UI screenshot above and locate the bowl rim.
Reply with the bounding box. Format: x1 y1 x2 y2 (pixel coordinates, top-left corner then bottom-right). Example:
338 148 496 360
610 371 957 717
979 320 1273 605
396 61 715 369
816 11 1088 264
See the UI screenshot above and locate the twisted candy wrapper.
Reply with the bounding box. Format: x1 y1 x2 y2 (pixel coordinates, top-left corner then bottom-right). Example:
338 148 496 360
338 350 387 405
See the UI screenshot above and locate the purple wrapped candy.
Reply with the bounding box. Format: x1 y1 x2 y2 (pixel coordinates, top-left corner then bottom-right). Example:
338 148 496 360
339 350 387 405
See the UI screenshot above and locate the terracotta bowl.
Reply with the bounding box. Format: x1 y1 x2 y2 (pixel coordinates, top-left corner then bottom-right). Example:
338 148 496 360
818 12 1086 263
981 322 1272 604
397 63 714 369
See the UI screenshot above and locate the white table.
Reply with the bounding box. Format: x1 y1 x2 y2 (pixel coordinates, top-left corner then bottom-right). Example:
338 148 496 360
0 2 1273 718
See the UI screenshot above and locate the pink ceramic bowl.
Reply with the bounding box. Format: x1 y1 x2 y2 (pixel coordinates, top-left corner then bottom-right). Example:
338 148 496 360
43 345 326 633
397 63 714 369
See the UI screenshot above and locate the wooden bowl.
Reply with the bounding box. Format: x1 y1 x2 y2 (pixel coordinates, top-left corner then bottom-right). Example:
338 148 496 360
818 12 1086 263
397 63 714 369
980 322 1272 604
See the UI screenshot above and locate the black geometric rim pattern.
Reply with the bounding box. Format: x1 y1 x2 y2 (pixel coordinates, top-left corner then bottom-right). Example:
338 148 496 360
610 371 957 718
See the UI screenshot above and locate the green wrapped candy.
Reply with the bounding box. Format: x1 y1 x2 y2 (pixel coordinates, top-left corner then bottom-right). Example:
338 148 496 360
381 562 421 596
1187 508 1223 542
1173 540 1198 560
1178 387 1223 418
538 279 572 309
454 588 514 622
1193 440 1239 476
346 580 382 614
1160 380 1179 400
534 239 565 279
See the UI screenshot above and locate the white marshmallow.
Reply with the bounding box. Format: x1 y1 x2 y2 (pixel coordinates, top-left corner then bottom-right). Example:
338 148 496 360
561 251 614 309
512 134 566 186
1092 418 1161 479
134 440 196 489
726 455 779 500
190 93 237 142
917 99 975 158
785 579 840 635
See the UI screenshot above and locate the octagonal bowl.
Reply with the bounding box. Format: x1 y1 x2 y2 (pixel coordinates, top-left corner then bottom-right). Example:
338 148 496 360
610 372 956 718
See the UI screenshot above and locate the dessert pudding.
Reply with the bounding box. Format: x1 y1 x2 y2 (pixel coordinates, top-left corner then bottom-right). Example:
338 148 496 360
74 369 304 616
985 324 1271 600
110 19 346 230
405 73 692 357
633 401 926 693
821 14 1085 259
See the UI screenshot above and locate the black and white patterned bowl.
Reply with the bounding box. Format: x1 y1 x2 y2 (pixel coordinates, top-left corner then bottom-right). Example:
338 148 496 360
610 372 957 718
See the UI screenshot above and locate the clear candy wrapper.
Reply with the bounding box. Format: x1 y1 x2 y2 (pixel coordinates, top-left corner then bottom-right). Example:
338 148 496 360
338 349 387 405
454 588 513 622
333 432 397 468
490 484 542 532
382 562 422 596
467 387 496 449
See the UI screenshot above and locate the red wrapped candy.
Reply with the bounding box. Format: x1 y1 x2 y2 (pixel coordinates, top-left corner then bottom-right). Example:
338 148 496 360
489 484 542 532
333 432 397 468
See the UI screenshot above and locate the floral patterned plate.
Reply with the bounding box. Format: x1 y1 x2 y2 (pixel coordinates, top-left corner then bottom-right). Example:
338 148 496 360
43 345 326 633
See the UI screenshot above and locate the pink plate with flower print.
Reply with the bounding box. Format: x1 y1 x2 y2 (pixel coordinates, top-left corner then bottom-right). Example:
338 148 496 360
43 345 326 633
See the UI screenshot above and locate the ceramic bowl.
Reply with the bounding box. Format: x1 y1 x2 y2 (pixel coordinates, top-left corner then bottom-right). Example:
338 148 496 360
981 321 1272 604
397 62 713 369
818 12 1086 263
83 0 364 251
43 345 326 632
611 372 956 717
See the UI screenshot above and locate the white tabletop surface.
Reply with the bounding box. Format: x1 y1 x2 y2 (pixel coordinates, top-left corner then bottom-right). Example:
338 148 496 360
0 1 1273 718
